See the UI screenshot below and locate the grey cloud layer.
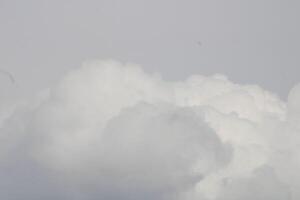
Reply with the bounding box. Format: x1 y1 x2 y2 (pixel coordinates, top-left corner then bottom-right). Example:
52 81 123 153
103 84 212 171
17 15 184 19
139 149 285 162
0 60 299 199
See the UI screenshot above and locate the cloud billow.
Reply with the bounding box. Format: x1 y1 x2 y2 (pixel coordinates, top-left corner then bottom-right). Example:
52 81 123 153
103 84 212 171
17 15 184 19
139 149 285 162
0 60 299 199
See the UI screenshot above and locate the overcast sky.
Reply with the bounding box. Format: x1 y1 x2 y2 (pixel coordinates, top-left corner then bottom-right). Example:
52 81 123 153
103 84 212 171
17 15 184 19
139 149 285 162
0 0 300 101
1 1 300 199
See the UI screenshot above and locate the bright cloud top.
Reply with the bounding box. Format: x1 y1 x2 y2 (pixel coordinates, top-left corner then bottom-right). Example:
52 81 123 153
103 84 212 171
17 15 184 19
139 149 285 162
0 60 299 200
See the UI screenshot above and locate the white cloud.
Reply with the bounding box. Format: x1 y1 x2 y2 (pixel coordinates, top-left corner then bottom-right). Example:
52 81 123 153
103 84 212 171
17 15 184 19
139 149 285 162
0 60 299 199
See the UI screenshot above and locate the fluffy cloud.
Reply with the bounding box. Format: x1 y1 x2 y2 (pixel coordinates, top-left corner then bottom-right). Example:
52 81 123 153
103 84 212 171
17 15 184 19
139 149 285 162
0 60 299 199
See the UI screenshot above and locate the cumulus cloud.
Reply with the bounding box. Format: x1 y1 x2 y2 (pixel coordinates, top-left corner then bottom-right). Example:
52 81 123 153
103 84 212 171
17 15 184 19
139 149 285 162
0 60 299 199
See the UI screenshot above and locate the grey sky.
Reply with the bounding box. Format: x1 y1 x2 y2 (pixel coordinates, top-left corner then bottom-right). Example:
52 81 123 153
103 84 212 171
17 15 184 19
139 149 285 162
0 0 300 102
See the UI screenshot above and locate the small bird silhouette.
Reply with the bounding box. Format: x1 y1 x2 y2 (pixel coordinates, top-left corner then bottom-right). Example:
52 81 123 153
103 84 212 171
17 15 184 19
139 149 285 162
0 69 15 84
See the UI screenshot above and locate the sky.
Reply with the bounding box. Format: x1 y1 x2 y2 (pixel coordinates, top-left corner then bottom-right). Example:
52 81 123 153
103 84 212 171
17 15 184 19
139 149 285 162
1 1 300 200
0 0 300 102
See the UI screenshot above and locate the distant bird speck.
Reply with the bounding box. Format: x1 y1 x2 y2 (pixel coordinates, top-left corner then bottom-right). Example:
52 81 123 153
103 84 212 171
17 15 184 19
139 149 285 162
0 69 15 84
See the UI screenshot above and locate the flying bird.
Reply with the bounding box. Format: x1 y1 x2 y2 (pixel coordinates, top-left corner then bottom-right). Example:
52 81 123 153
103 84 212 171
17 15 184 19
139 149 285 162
0 69 15 84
